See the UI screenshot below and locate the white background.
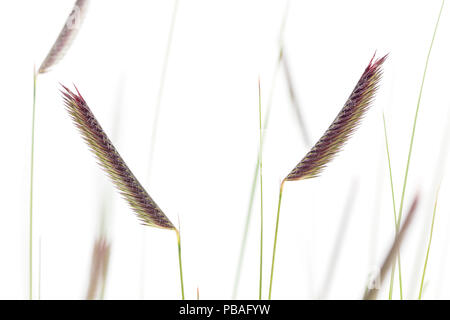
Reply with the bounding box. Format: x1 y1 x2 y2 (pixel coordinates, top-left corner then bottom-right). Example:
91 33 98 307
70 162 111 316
0 0 450 299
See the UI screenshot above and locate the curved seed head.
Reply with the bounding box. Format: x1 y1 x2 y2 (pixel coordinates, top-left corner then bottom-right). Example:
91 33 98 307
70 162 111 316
61 85 175 230
285 54 387 182
38 0 90 74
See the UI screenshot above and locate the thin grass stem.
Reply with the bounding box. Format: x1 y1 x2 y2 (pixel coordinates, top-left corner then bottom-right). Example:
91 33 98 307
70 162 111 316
383 113 401 299
258 79 263 300
175 229 185 300
268 180 285 300
418 187 440 299
232 3 289 298
29 69 37 300
383 114 398 231
33 0 89 300
232 50 283 299
267 54 385 299
390 0 445 298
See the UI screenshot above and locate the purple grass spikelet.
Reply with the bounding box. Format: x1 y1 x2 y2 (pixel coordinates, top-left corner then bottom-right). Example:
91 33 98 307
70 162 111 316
61 85 175 230
38 0 90 74
285 54 387 181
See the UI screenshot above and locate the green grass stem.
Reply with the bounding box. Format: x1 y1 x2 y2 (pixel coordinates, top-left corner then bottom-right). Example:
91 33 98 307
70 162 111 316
258 79 264 300
268 180 285 300
232 3 290 298
383 114 403 299
418 187 440 299
175 229 185 300
389 0 445 298
232 50 283 299
29 69 37 300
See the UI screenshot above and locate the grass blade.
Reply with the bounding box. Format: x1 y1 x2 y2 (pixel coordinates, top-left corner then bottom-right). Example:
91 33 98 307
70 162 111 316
389 0 445 298
418 187 440 299
268 180 285 300
176 229 185 300
232 53 281 298
28 69 37 300
258 79 264 300
269 54 387 299
383 113 403 299
383 114 398 229
418 111 450 297
233 3 289 298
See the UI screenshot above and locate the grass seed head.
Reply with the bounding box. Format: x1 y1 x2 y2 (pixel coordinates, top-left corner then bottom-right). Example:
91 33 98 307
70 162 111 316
285 53 387 182
38 0 90 74
61 85 175 230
